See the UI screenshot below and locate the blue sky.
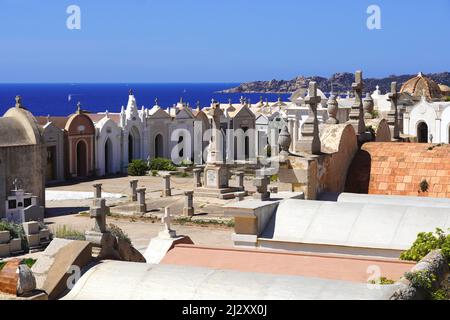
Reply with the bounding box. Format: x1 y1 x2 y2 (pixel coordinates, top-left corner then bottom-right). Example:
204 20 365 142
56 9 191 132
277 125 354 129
0 0 449 82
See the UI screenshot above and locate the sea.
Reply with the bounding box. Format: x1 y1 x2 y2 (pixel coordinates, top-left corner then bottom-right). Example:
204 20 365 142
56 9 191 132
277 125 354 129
0 83 291 117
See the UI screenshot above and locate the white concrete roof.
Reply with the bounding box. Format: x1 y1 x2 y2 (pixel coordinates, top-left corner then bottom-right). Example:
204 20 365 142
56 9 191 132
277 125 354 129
261 199 450 251
338 193 450 209
62 260 400 300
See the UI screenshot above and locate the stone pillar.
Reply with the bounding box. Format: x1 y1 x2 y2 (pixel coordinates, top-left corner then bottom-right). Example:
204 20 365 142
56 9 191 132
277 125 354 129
162 174 171 197
183 191 194 217
193 168 202 188
387 82 400 139
129 180 138 202
253 175 270 200
93 183 102 199
348 70 366 135
136 188 147 214
299 82 321 154
235 171 244 189
363 92 374 119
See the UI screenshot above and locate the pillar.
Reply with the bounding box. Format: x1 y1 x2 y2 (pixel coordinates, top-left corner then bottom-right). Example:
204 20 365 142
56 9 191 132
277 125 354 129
93 183 102 199
235 171 244 189
129 180 138 201
193 168 202 188
183 191 194 217
136 188 147 214
162 174 171 197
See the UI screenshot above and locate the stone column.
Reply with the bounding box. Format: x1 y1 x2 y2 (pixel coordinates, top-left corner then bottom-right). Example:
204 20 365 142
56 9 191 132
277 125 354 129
299 82 321 154
93 183 102 199
235 171 244 189
387 82 400 139
129 180 138 201
162 174 171 197
193 168 202 188
183 191 194 216
136 188 147 214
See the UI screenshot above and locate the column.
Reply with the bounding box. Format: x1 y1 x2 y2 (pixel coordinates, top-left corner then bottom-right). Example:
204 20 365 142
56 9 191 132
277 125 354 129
183 191 194 216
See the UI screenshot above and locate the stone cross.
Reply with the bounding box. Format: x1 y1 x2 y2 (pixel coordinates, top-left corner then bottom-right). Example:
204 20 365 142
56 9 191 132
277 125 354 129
162 174 171 197
136 188 147 214
387 82 400 139
300 82 321 154
15 96 22 108
93 183 102 199
159 207 177 239
193 168 202 188
253 172 270 201
90 198 109 233
183 191 194 217
76 101 82 114
235 171 245 189
129 179 138 201
348 70 366 135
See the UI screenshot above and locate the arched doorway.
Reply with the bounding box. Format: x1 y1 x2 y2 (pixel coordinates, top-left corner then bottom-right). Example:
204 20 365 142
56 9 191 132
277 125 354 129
105 138 113 175
46 146 57 181
128 127 141 162
155 134 163 158
417 122 428 143
76 140 87 177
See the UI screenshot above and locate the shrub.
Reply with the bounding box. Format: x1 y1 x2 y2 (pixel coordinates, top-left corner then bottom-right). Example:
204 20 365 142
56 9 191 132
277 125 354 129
400 228 450 262
107 223 131 245
404 270 436 291
151 170 158 176
21 258 36 269
147 158 177 171
55 225 86 240
128 159 149 176
0 260 5 272
0 220 27 250
368 277 395 285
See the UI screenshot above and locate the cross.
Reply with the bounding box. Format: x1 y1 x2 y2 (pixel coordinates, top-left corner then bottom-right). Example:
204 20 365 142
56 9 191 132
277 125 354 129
13 178 20 191
155 97 158 105
129 89 133 96
76 101 81 113
352 70 363 91
162 207 172 231
15 95 22 108
304 82 321 106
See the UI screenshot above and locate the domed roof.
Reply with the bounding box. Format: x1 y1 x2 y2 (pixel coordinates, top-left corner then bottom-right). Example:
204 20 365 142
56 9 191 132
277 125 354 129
438 84 450 95
400 72 442 101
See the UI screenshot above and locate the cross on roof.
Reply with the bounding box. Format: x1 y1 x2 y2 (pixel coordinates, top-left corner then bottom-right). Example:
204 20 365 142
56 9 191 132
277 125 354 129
76 101 81 113
15 95 22 108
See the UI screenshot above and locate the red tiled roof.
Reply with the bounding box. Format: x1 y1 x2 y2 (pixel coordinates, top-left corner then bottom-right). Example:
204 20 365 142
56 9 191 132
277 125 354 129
351 142 450 198
86 113 121 124
35 116 69 130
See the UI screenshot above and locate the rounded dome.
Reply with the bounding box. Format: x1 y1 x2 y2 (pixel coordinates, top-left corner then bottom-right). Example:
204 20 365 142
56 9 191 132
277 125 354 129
400 72 442 101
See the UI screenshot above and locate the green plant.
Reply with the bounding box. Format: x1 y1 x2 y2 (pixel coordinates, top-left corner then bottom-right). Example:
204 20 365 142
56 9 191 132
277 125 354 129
20 258 36 269
127 159 149 176
370 110 380 118
151 169 158 176
178 159 193 167
0 260 5 272
55 225 86 241
431 289 448 300
148 158 177 171
419 179 429 193
107 223 131 244
270 174 278 182
368 277 395 285
404 270 436 291
400 228 450 262
0 220 27 251
181 172 189 178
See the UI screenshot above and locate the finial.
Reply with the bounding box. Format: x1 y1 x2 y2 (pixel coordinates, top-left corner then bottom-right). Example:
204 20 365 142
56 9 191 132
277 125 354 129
260 96 263 103
155 97 158 106
76 101 82 113
46 114 50 123
15 95 22 108
418 72 423 77
105 110 109 118
228 98 232 105
196 101 200 110
129 89 133 96
179 96 183 104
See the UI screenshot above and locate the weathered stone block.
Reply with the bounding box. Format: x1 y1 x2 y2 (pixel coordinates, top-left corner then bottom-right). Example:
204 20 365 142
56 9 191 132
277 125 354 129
27 234 40 247
9 238 22 252
0 231 10 244
39 229 51 240
23 222 39 235
0 243 10 258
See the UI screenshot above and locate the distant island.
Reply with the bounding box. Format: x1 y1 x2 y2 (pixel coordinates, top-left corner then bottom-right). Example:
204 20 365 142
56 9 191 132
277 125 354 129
218 72 450 94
